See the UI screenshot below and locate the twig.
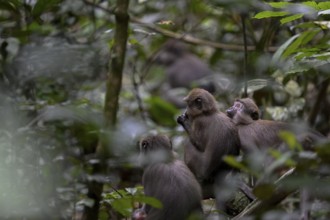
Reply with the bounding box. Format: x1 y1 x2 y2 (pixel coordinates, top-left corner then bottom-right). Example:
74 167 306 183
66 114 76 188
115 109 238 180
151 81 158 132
130 60 147 121
83 0 278 52
241 15 248 97
232 168 296 219
308 77 330 127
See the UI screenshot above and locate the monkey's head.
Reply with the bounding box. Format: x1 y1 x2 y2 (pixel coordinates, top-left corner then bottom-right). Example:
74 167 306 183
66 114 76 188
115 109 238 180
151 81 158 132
154 39 187 66
138 134 174 166
226 98 260 125
183 88 218 119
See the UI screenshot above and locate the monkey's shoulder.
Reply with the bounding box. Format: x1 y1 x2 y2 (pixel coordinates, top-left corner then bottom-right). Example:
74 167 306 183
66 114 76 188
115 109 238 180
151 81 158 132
193 112 235 127
143 160 193 179
238 120 290 150
143 160 201 196
239 120 288 131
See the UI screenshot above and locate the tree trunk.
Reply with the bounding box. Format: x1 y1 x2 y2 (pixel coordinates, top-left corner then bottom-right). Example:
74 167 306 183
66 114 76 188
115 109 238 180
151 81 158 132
82 1 130 219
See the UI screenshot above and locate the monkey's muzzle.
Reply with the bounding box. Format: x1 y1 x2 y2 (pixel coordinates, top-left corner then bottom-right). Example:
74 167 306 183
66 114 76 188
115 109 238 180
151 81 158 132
176 113 188 125
226 108 235 119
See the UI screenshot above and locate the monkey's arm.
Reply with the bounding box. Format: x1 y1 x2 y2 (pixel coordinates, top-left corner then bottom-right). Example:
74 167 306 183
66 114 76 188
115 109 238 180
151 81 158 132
177 114 205 151
177 114 191 132
184 138 218 181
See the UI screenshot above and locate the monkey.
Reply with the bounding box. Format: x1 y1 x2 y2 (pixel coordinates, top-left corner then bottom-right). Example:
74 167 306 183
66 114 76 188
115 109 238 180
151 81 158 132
149 39 215 108
176 88 256 213
154 39 214 91
226 97 325 154
137 134 203 220
177 88 240 180
226 98 328 220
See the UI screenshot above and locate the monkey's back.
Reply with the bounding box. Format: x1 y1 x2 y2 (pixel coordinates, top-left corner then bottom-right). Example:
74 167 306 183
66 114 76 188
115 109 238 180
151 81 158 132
167 54 211 88
238 120 290 152
142 160 203 220
190 112 241 178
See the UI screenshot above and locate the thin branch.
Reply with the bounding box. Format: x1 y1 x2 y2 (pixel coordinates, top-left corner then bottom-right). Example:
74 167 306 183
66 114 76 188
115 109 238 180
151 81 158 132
103 0 130 127
232 168 296 219
130 60 147 121
308 77 330 127
241 15 248 97
83 0 278 52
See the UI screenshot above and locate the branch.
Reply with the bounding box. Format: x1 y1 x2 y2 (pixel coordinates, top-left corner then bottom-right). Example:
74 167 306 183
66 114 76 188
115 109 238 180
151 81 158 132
83 0 277 52
232 168 296 219
308 77 330 127
81 1 130 220
103 0 130 126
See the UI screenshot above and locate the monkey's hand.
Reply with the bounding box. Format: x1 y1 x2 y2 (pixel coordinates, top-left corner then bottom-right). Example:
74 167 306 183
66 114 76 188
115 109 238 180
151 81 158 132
132 208 146 220
177 113 187 125
177 113 192 133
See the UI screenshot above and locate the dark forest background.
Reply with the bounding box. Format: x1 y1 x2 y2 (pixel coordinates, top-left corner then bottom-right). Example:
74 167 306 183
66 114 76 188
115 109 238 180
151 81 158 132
0 0 329 219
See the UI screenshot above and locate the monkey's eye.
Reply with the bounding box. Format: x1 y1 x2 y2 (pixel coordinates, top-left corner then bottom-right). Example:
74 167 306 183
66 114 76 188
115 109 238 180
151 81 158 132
234 103 242 108
141 141 148 150
251 112 259 120
193 97 203 110
195 98 202 103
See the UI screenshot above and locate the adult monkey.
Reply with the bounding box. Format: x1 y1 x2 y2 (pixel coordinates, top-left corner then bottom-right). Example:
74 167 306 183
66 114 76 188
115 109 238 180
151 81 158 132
136 134 203 220
226 98 326 220
146 39 215 108
153 39 215 92
176 88 254 211
226 98 325 153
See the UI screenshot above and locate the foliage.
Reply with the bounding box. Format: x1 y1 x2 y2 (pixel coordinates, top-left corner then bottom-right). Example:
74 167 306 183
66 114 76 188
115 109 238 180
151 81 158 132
102 186 162 218
0 0 329 219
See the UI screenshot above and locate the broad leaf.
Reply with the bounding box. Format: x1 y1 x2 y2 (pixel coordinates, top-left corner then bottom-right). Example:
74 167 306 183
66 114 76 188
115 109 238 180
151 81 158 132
318 2 330 10
272 34 299 63
254 11 289 19
32 0 62 17
280 14 304 24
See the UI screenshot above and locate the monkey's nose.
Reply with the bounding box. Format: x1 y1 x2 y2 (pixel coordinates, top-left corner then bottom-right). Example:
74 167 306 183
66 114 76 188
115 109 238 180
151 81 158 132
176 114 187 125
226 109 233 118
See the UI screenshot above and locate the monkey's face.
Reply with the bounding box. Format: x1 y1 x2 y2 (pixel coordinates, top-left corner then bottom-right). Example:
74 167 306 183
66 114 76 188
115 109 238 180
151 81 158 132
226 101 243 119
138 135 173 166
184 88 217 118
226 99 259 125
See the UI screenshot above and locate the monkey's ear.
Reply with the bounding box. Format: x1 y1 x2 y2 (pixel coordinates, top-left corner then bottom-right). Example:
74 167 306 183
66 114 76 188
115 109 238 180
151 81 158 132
251 111 259 120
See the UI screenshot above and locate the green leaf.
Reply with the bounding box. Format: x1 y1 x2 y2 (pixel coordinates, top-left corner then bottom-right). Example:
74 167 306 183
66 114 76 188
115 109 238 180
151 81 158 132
111 198 133 217
280 14 304 24
254 11 289 19
278 131 303 151
32 0 61 17
281 30 319 58
0 0 22 11
282 36 303 58
223 156 258 177
318 1 330 10
272 34 299 63
135 196 163 209
253 183 275 200
303 1 319 10
316 142 330 163
146 96 179 127
223 156 245 170
300 29 320 45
